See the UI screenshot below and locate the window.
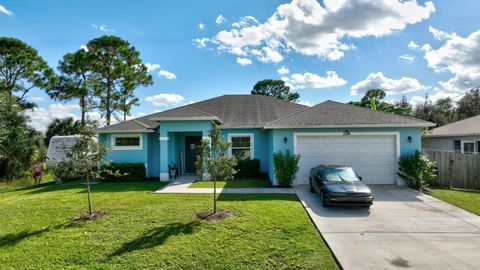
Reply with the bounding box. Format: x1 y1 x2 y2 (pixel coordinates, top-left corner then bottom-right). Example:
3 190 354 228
229 134 253 160
453 140 461 152
477 141 480 154
112 134 142 150
462 141 475 154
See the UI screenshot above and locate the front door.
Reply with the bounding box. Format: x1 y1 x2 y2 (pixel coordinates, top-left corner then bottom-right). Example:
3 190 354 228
185 136 202 173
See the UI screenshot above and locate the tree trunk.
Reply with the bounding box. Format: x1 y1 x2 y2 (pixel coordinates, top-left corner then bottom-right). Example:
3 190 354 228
105 81 112 126
80 95 86 126
86 174 92 215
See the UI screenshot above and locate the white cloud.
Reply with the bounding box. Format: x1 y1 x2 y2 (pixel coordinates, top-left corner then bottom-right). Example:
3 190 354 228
158 70 177 80
421 43 432 52
198 23 205 30
283 71 347 90
277 66 289 75
80 45 88 52
196 0 434 63
428 26 455 40
408 41 419 50
145 63 160 72
145 93 185 107
31 96 46 102
424 28 480 91
297 100 313 106
236 57 252 65
351 72 428 95
215 15 226 24
0 5 13 16
409 91 457 105
399 54 415 62
25 104 80 132
91 24 115 33
193 37 211 48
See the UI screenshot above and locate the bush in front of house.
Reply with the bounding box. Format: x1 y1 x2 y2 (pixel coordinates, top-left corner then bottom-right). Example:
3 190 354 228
397 150 437 190
100 163 146 182
235 159 261 178
273 150 300 187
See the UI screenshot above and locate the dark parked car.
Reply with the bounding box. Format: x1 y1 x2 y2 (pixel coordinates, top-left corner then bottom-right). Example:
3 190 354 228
309 164 373 207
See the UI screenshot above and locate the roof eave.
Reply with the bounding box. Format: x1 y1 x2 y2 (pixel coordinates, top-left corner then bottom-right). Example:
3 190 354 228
264 123 436 129
97 129 155 134
423 132 480 138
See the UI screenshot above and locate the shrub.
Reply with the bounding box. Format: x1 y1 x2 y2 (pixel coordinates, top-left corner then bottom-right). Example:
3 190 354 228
273 150 300 187
235 159 260 178
100 163 146 182
397 150 437 190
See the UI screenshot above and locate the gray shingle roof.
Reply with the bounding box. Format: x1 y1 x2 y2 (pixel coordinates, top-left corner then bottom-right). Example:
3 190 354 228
424 114 480 137
264 100 434 128
98 94 308 132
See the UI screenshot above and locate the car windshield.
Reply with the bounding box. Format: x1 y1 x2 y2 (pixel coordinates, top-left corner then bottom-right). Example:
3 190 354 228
322 167 360 182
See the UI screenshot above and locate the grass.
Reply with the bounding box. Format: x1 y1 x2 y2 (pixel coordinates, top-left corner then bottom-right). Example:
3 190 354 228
431 188 480 216
0 179 337 269
189 179 271 188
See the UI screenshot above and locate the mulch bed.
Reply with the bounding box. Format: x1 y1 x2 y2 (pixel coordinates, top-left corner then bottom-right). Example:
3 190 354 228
72 211 106 221
196 210 233 221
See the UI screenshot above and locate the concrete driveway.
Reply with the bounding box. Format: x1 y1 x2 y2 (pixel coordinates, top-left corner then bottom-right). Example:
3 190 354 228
295 185 480 270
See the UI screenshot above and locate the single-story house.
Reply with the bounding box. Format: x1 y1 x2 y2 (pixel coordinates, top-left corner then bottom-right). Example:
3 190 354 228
97 94 434 185
423 114 480 154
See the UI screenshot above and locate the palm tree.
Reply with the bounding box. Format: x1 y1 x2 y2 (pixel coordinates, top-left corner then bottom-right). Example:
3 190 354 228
44 117 83 146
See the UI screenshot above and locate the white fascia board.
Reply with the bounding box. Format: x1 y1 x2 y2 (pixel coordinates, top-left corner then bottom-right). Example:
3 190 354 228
264 123 435 129
97 129 154 134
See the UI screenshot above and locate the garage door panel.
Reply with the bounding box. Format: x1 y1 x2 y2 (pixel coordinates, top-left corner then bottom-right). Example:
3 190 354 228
295 135 397 185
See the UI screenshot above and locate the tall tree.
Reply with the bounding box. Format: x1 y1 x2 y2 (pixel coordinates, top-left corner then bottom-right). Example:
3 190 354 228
50 49 94 126
118 85 140 122
44 117 83 146
456 87 480 120
0 100 37 180
349 89 409 115
251 79 299 102
413 96 455 127
0 37 55 109
86 36 153 126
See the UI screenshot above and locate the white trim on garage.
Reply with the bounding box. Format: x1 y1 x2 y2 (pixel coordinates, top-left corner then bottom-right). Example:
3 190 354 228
293 132 400 185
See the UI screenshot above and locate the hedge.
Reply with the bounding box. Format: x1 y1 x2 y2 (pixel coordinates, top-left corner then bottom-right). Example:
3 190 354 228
100 162 146 182
235 159 261 178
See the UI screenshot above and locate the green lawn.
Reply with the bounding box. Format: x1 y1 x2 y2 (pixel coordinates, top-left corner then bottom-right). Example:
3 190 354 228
189 179 271 188
0 180 337 269
431 188 480 216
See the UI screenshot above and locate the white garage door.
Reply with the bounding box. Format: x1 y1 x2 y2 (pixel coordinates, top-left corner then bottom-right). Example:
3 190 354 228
295 134 397 185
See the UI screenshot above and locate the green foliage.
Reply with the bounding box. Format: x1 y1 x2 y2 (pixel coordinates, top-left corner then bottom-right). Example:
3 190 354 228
456 87 480 120
86 35 153 126
235 159 261 178
0 101 37 180
349 89 412 116
44 117 83 146
0 37 55 107
251 79 300 102
194 139 211 180
414 96 455 127
207 123 238 181
397 150 437 190
273 150 300 187
100 163 146 182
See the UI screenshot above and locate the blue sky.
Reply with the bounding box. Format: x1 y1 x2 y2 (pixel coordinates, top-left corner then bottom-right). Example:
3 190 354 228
1 0 480 131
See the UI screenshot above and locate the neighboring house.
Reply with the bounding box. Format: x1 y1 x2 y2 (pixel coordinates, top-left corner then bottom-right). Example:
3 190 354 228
423 114 480 154
97 94 434 185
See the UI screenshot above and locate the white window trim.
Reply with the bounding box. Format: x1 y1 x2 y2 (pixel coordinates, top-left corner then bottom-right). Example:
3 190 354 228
111 133 143 150
228 133 254 159
461 141 476 154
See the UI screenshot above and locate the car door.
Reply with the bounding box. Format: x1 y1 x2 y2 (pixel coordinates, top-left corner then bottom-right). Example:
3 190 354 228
312 168 323 192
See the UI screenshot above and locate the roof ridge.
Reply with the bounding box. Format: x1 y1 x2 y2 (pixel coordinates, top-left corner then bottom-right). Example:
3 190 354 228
133 119 150 128
264 102 318 126
185 106 218 118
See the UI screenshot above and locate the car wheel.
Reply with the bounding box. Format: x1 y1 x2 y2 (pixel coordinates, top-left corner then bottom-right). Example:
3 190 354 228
320 191 329 207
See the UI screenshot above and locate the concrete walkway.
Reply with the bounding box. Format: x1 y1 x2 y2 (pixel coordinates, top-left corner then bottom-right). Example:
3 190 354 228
154 176 295 194
295 185 480 270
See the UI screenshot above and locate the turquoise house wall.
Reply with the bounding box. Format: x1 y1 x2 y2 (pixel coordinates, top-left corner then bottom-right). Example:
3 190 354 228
268 127 423 185
148 132 160 177
221 128 270 172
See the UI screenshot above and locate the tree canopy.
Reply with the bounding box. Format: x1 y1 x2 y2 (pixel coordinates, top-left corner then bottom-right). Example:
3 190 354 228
44 117 83 146
0 37 55 109
456 87 480 120
251 79 300 102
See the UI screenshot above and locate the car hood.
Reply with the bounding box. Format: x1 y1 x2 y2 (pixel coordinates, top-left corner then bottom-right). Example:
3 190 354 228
324 181 371 194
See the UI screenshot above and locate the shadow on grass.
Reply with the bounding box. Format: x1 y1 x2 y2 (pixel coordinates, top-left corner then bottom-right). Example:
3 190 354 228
109 221 200 257
0 221 81 248
217 193 298 202
21 181 168 195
